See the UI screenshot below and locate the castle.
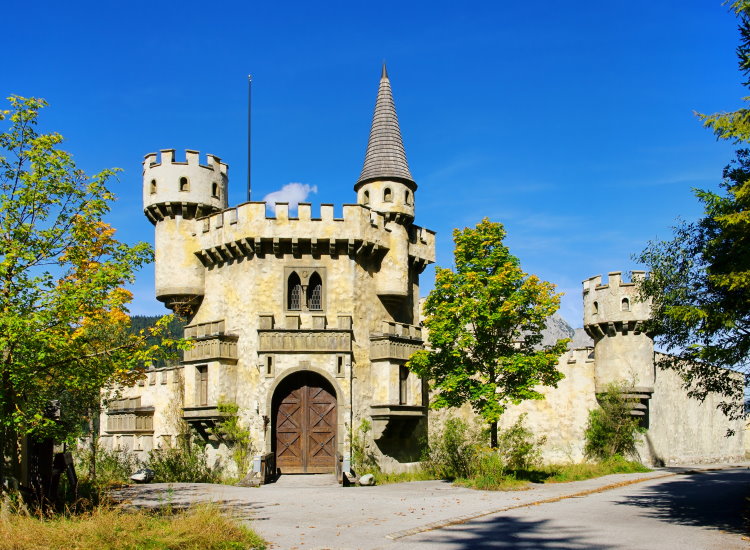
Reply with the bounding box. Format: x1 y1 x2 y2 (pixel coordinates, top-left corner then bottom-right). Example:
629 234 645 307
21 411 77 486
99 67 744 477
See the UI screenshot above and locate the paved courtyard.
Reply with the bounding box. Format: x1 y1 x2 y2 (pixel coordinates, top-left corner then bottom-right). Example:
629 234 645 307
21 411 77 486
114 464 750 549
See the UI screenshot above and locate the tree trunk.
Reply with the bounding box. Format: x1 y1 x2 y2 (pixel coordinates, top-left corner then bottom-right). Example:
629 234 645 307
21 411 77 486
88 411 96 483
490 421 498 448
0 424 5 495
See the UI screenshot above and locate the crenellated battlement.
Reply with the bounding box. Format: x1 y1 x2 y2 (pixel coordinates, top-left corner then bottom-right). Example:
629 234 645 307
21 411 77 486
187 201 435 268
144 149 227 176
143 149 228 223
581 270 647 292
582 271 651 331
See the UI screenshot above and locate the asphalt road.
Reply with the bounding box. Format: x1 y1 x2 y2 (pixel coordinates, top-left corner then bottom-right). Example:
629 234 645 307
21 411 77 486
116 465 750 549
397 468 750 550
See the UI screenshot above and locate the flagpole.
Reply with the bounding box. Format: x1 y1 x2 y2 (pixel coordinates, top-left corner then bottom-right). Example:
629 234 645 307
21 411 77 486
247 75 253 202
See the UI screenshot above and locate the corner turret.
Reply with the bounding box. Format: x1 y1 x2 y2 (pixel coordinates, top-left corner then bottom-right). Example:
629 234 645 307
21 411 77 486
143 149 229 316
143 149 227 222
583 271 654 419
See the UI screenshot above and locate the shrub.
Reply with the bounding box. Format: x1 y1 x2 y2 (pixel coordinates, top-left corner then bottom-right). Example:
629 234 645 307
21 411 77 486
424 415 548 489
422 418 478 479
75 445 140 487
495 413 546 472
146 438 220 483
215 402 254 477
584 382 644 460
350 419 380 475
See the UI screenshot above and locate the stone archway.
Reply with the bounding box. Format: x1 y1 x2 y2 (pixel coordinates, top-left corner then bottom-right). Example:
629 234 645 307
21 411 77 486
272 371 337 474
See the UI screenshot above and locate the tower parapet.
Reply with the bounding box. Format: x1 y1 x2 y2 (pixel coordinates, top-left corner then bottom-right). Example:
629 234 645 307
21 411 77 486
143 149 228 224
582 271 650 329
143 149 228 316
583 271 654 395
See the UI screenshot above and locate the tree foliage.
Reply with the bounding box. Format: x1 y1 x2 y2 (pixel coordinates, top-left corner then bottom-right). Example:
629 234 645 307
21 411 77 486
0 96 180 480
636 3 750 419
697 1 750 142
408 218 568 447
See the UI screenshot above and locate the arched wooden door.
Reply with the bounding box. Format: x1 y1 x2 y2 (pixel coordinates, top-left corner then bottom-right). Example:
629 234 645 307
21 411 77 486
272 371 337 473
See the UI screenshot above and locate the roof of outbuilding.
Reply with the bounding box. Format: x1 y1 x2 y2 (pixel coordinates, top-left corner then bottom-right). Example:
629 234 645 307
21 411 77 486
355 64 416 190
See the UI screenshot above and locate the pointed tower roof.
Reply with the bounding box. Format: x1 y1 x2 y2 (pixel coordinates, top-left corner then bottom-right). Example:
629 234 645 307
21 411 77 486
355 64 416 190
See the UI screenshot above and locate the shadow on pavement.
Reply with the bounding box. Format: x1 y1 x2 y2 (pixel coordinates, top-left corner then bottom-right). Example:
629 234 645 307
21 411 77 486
111 483 267 521
408 515 616 549
617 469 750 536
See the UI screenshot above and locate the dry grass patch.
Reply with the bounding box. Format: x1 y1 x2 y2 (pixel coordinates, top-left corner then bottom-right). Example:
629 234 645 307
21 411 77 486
0 504 265 550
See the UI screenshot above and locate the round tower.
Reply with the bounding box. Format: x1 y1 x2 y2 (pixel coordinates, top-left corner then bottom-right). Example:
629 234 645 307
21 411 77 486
583 271 654 395
143 149 228 315
356 64 415 299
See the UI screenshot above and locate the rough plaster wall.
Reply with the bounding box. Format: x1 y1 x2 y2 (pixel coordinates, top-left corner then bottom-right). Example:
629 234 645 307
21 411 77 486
154 217 203 299
644 365 744 465
429 349 597 464
500 350 597 463
593 334 654 391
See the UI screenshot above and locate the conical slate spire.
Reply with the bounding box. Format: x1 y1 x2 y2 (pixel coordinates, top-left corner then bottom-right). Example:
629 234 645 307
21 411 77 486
356 64 415 189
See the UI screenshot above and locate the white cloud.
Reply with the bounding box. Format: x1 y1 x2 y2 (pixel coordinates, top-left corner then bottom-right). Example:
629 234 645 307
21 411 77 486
262 183 318 215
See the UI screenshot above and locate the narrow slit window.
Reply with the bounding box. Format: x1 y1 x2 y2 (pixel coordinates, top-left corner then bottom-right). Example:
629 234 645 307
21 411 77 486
405 190 410 205
211 182 219 198
363 190 370 205
150 179 157 194
399 365 409 405
179 177 189 191
287 272 302 310
593 301 599 315
336 356 344 377
266 355 274 376
307 272 323 310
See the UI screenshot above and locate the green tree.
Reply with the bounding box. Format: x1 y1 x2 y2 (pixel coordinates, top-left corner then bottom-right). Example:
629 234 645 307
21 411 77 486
408 218 569 448
636 3 750 419
0 96 174 486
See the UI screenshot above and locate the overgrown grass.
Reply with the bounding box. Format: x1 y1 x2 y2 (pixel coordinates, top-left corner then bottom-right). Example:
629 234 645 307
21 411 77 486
453 456 650 490
415 416 651 491
147 440 221 484
455 473 531 491
365 470 437 485
0 503 265 550
543 456 650 483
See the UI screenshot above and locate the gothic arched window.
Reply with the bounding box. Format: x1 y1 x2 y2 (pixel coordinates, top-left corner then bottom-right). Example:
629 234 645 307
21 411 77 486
287 272 302 310
307 272 323 310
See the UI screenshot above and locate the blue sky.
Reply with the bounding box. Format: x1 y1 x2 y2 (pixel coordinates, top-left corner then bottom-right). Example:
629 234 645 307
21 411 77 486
4 1 744 327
